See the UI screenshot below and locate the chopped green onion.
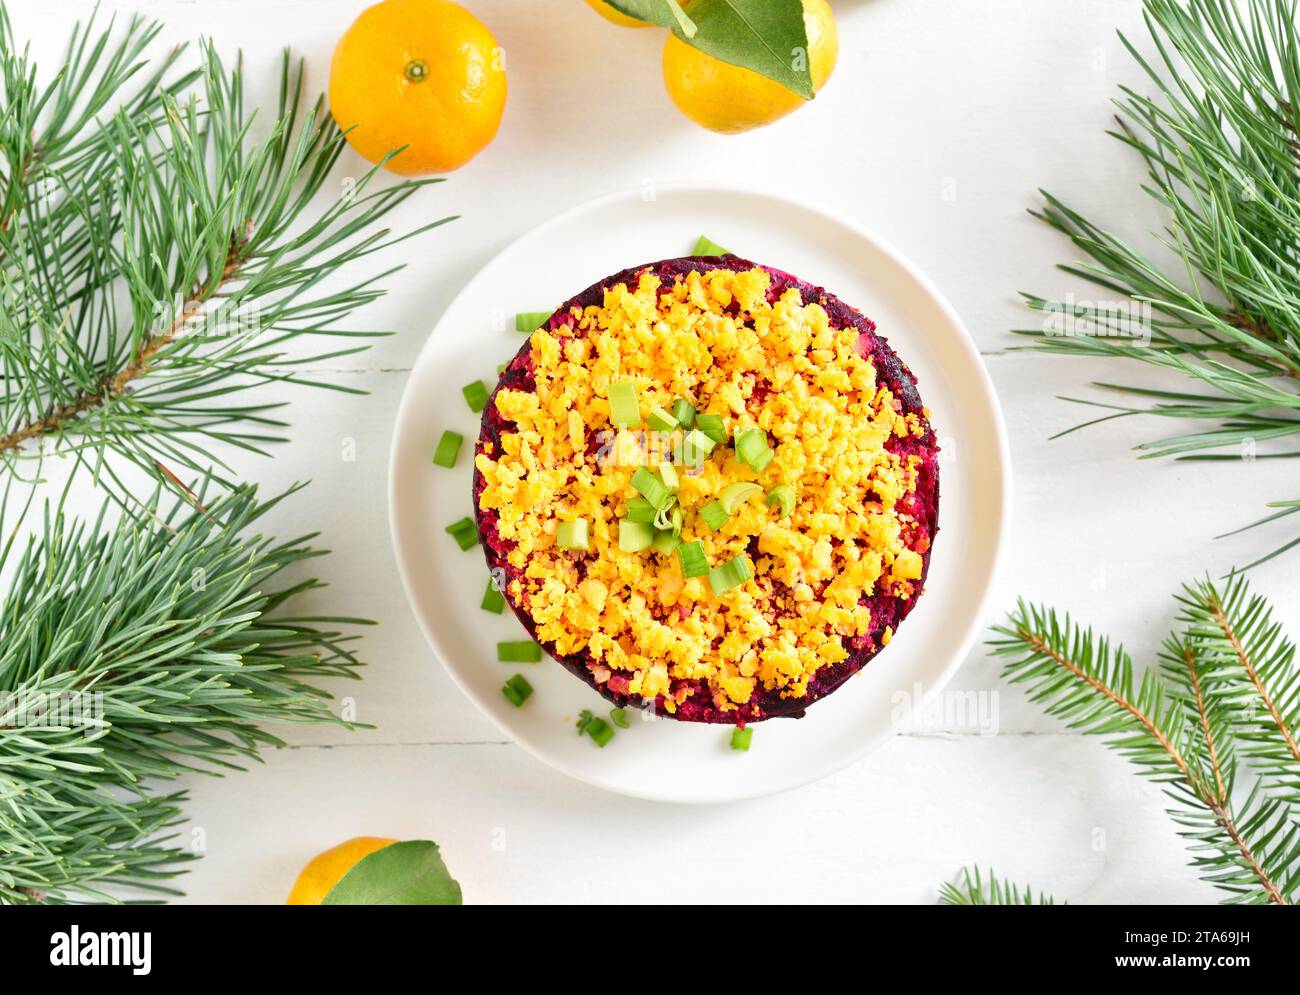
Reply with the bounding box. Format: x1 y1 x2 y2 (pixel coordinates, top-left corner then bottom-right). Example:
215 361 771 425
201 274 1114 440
669 505 684 536
481 577 505 614
626 497 657 523
671 399 696 429
699 500 729 532
618 520 655 552
719 481 762 514
766 483 795 518
730 726 753 751
653 496 678 530
515 311 552 333
462 380 489 412
608 382 641 427
585 717 614 747
659 462 680 493
693 234 730 256
502 674 533 707
498 640 543 663
432 430 463 468
445 517 478 551
576 709 594 735
632 467 670 509
681 428 718 467
652 529 681 554
556 519 589 550
609 708 631 729
709 555 751 596
695 413 727 444
646 405 679 433
677 540 708 578
735 428 772 472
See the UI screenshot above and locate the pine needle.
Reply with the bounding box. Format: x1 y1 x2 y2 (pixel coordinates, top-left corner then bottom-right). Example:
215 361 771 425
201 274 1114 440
0 480 368 904
0 4 453 498
1022 0 1300 563
0 4 424 906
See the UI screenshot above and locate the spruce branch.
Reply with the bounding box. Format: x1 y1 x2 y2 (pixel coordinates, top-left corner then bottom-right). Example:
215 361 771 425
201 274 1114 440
991 600 1203 789
0 479 368 904
1017 0 1300 565
0 6 454 496
1165 637 1234 805
1174 576 1300 808
938 866 1057 905
991 593 1298 904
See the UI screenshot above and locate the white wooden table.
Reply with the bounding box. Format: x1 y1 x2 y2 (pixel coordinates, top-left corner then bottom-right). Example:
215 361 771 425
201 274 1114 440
14 0 1294 904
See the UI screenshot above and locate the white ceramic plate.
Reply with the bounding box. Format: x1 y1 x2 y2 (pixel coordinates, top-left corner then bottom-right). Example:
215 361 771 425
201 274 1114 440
389 185 1010 803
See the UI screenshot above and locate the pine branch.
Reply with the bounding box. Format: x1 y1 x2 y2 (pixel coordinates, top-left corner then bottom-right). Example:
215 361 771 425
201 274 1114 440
0 480 368 904
938 866 1058 905
0 10 455 496
1018 0 1300 563
992 597 1297 904
0 5 194 245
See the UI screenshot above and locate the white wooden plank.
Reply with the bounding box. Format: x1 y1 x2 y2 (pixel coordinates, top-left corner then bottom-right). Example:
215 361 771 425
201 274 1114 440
4 0 1283 904
171 734 1220 905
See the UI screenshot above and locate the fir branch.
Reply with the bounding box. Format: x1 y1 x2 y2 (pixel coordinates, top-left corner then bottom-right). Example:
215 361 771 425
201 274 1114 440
938 866 1057 905
992 595 1298 904
991 600 1202 788
0 480 368 904
0 8 454 496
1167 637 1233 804
1174 576 1300 808
1018 0 1300 563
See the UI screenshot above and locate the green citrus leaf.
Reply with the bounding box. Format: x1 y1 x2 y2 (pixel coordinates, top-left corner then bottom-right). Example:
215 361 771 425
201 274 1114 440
678 0 815 100
606 1 697 35
321 840 463 905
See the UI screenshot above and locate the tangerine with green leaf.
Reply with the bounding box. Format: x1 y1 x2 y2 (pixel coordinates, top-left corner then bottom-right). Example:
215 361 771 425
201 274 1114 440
662 0 837 134
287 836 396 904
584 0 651 27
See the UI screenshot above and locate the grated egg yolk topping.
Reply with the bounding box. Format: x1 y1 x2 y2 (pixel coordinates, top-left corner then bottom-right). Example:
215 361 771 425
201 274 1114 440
475 267 925 713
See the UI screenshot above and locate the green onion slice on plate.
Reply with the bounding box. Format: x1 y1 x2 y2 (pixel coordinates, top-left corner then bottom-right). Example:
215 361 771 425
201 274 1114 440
608 382 641 427
719 481 762 514
462 380 489 413
699 500 729 532
515 311 552 333
556 519 589 550
677 540 708 578
498 641 542 663
709 555 751 596
766 483 795 518
646 405 679 433
502 674 533 707
618 520 655 552
432 430 463 468
671 399 695 429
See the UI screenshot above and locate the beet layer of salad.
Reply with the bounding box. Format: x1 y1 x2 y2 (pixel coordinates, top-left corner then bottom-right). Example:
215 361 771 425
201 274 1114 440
473 255 940 724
